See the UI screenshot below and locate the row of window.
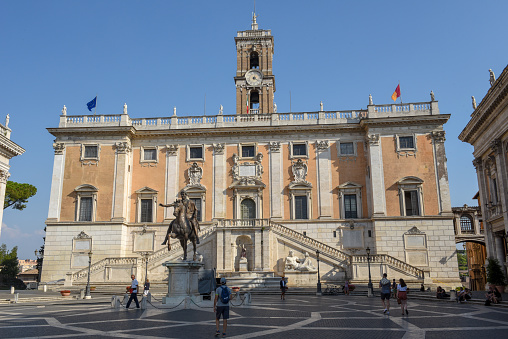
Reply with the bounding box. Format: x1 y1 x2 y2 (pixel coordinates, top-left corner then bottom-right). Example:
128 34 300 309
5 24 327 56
77 189 422 222
79 136 417 163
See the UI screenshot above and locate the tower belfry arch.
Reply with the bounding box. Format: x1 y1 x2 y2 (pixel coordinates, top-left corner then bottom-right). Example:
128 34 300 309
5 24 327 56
234 12 275 114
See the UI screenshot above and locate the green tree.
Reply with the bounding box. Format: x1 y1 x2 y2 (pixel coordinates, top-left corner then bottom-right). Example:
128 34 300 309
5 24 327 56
4 181 37 210
457 250 468 271
0 244 19 278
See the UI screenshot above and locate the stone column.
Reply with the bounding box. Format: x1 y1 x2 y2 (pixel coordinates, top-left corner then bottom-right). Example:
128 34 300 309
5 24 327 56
47 143 65 222
165 145 179 221
491 139 508 237
254 229 262 271
431 131 452 214
473 158 496 257
0 169 10 238
316 140 332 219
213 144 226 219
216 229 224 271
367 134 386 216
262 228 270 271
111 142 131 222
269 142 283 219
224 230 232 272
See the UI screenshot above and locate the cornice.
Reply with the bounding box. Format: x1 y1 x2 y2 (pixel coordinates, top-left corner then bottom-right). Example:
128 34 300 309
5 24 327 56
459 64 508 144
0 134 25 158
47 126 136 138
360 114 450 127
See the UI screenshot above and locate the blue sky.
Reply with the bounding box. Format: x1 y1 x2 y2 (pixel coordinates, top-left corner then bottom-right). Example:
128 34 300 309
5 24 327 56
1 1 506 259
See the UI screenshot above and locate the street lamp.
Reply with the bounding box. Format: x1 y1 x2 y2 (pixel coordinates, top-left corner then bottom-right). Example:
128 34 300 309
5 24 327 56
366 247 373 297
141 252 150 283
85 251 93 299
316 250 322 295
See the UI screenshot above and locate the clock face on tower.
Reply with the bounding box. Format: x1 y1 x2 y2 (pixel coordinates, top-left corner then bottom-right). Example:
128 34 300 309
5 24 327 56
245 69 263 87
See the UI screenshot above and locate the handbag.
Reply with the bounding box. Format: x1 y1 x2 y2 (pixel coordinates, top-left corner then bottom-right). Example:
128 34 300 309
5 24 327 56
397 298 401 304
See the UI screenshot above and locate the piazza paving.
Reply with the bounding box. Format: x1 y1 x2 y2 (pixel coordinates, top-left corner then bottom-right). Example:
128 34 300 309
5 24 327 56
0 294 507 338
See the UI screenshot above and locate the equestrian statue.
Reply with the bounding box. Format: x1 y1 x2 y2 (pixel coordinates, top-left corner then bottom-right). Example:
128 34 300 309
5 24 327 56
159 191 200 261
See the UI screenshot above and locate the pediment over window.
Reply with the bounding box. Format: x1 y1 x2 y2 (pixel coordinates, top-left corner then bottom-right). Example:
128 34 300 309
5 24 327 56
135 186 158 194
229 178 266 189
397 176 424 185
288 181 313 190
74 184 98 192
337 181 362 190
183 184 207 194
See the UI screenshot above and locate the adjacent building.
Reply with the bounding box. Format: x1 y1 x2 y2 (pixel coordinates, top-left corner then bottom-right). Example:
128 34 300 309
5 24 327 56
42 15 460 289
459 64 508 278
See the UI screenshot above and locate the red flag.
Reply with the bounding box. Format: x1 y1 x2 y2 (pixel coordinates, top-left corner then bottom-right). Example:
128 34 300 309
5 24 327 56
391 84 401 101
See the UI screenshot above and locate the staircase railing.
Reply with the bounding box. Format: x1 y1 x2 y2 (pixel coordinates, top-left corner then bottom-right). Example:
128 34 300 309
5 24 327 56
72 257 137 282
269 221 351 266
352 254 424 279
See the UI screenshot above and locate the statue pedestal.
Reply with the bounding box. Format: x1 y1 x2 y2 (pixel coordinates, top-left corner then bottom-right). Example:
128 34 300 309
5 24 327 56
162 261 204 307
239 258 248 272
284 270 318 287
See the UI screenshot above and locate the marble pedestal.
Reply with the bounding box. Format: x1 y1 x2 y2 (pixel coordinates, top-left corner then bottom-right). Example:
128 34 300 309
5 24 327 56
284 270 318 287
239 258 248 272
162 261 204 307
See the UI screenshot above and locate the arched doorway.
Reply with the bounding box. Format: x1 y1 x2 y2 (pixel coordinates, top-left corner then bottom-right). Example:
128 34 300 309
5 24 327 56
241 198 256 219
457 241 487 291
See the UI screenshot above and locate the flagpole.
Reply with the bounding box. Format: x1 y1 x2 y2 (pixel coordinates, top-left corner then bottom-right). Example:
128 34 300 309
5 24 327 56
95 94 97 115
398 82 402 105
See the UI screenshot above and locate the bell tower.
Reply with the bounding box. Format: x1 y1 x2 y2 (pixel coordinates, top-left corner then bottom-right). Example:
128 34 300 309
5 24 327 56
235 13 275 115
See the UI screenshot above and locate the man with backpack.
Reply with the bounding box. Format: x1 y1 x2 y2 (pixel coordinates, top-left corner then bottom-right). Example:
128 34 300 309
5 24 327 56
214 277 231 337
379 273 391 315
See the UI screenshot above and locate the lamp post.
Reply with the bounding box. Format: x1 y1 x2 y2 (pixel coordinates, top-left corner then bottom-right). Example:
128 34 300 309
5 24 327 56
85 251 93 299
366 247 373 297
316 250 322 295
141 252 150 283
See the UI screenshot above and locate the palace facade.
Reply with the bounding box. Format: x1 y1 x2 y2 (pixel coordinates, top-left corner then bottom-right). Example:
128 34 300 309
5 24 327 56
42 15 460 288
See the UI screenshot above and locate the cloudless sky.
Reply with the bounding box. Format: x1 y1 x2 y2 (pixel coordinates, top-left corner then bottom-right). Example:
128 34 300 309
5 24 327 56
1 0 506 259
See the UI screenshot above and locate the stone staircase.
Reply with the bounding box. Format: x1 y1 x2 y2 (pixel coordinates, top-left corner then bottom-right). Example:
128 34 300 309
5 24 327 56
67 219 425 287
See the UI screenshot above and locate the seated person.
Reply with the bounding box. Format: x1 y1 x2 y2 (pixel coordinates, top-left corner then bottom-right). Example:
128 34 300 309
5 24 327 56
464 288 472 301
436 286 449 299
486 286 501 304
456 287 466 303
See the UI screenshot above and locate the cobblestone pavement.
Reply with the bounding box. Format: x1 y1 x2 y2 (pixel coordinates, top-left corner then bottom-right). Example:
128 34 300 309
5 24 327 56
0 295 507 338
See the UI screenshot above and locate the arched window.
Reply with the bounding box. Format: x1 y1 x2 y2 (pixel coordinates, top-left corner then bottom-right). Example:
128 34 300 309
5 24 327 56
250 52 259 69
249 90 259 111
241 199 256 219
460 215 474 233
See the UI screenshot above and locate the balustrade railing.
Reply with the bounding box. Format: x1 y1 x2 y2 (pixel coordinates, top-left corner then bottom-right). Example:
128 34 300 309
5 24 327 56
72 257 137 282
352 254 424 279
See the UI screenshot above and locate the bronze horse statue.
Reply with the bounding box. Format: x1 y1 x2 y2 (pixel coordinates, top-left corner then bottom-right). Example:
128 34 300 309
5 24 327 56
164 200 198 261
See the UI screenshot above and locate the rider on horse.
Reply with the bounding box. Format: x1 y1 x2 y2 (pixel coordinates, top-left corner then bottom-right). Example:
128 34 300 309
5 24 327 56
160 191 200 247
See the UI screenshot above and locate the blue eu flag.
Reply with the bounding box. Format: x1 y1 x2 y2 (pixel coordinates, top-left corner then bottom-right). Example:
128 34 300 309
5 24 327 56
87 96 97 112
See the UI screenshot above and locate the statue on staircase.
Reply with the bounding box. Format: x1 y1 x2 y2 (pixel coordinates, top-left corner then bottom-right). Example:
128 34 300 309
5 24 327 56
285 250 316 271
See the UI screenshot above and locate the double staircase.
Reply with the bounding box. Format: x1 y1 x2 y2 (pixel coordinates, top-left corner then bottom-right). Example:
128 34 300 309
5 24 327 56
68 219 424 287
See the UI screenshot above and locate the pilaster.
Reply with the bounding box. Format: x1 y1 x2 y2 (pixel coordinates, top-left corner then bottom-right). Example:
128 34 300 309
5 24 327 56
262 228 270 271
269 142 283 219
316 140 332 219
254 230 262 270
367 134 386 216
111 142 131 222
0 169 9 238
165 145 179 220
491 139 508 235
213 143 226 219
431 131 452 214
224 230 232 272
47 143 65 222
217 229 224 271
474 158 496 257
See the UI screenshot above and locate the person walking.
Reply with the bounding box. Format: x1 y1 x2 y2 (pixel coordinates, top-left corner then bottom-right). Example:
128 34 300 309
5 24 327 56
344 280 350 295
280 276 287 300
126 274 140 309
397 278 408 315
214 277 231 337
143 278 150 296
391 279 397 298
379 273 391 315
